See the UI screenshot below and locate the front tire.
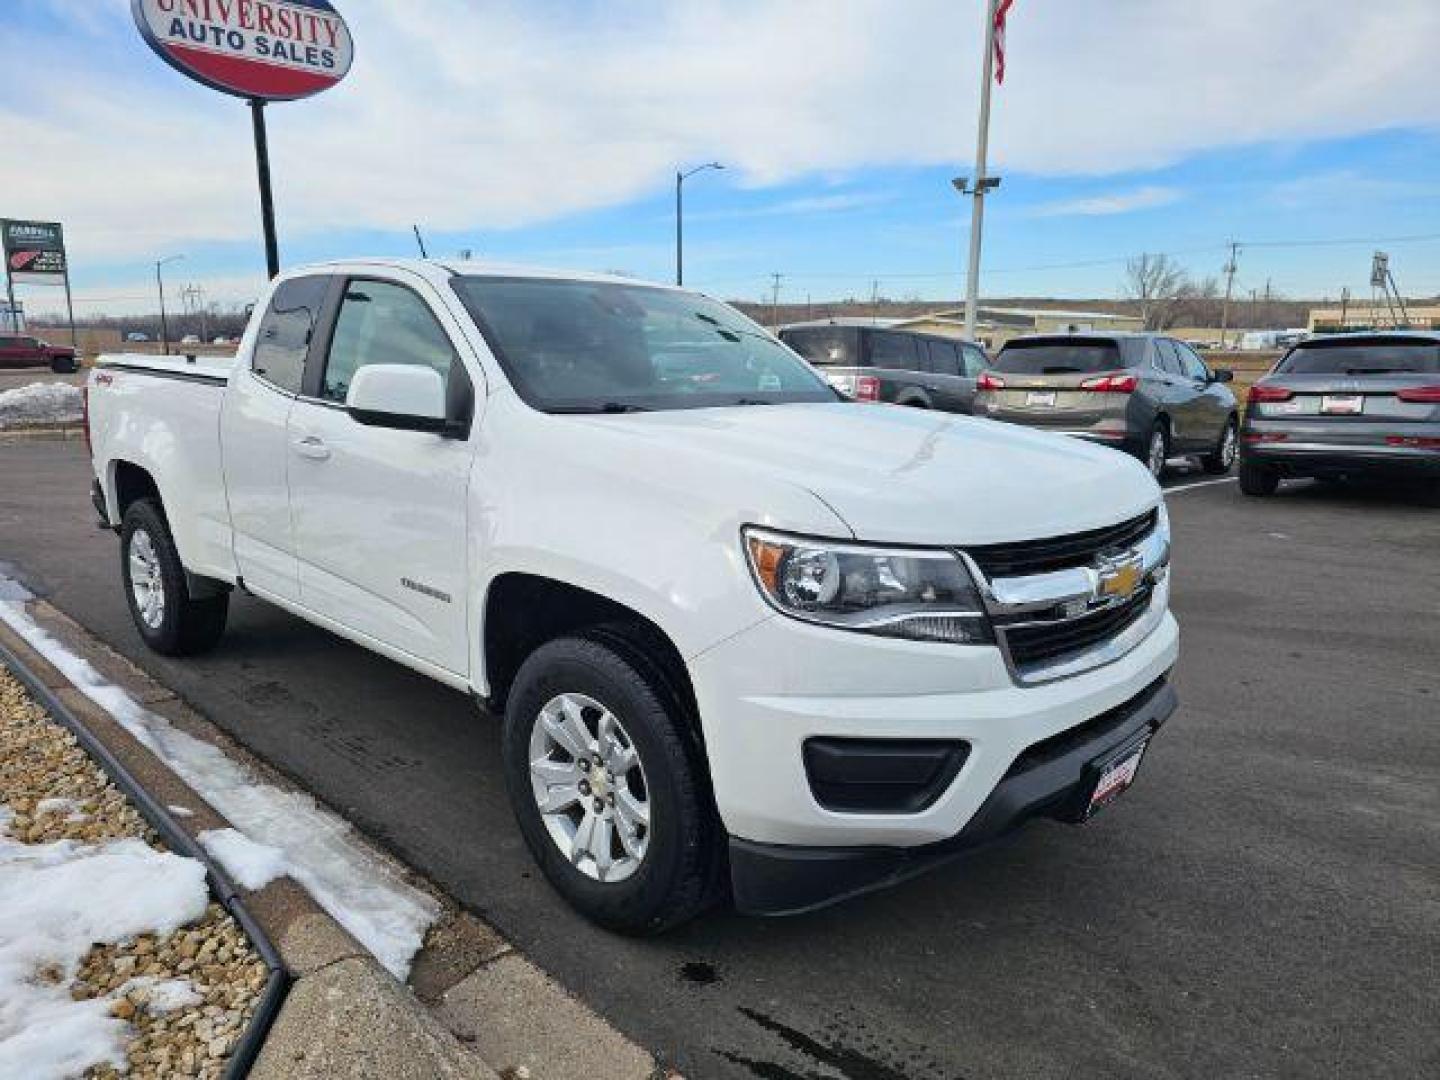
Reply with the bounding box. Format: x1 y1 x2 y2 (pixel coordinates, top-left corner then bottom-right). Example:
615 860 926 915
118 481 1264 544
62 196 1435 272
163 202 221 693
502 633 721 933
1202 416 1239 475
1238 460 1281 497
120 499 228 655
51 357 78 374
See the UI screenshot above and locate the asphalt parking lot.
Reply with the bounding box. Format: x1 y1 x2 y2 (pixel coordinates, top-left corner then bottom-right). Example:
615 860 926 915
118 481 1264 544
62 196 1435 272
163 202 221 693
1 439 1436 1079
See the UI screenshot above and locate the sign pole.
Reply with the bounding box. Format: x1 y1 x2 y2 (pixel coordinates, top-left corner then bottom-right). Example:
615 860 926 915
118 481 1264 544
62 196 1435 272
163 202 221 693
250 99 280 280
3 261 15 335
60 225 77 348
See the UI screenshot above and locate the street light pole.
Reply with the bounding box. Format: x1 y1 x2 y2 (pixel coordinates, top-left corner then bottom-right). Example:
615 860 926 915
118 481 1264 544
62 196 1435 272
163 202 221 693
155 254 184 356
675 162 724 286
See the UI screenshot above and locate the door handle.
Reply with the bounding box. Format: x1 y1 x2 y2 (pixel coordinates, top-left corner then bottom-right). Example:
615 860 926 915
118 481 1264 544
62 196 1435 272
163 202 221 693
292 434 330 461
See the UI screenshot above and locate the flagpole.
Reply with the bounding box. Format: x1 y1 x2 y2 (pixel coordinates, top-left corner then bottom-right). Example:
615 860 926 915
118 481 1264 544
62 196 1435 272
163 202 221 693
964 0 999 341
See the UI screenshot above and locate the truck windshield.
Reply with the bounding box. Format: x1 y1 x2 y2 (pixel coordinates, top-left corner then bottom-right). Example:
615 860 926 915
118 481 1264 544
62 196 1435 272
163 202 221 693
1276 340 1440 375
993 340 1123 375
452 277 839 413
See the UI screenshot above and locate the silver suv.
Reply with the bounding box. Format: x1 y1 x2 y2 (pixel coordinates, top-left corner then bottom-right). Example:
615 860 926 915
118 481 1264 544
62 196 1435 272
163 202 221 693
1239 332 1440 495
974 333 1239 478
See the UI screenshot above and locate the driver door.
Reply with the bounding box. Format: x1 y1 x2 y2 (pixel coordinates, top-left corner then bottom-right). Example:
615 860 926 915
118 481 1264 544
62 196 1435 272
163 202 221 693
286 274 477 677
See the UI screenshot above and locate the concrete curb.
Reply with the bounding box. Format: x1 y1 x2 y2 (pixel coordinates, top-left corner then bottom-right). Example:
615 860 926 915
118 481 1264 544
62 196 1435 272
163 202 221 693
0 422 85 443
0 599 671 1079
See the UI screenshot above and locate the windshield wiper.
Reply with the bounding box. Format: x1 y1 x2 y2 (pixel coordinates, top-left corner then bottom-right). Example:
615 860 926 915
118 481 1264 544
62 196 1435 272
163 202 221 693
731 397 775 406
546 402 652 414
1344 367 1409 375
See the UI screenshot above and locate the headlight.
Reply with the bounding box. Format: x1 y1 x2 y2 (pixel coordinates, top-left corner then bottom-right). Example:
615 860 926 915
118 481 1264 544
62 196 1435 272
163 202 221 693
743 528 993 644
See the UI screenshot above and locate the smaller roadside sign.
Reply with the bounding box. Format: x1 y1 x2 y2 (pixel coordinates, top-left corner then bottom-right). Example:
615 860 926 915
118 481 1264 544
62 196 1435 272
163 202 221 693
2 220 68 286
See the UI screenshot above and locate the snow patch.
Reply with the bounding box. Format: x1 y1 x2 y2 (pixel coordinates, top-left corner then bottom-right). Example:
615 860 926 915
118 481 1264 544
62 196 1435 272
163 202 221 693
0 832 210 1079
199 828 287 891
116 975 203 1014
167 804 194 817
0 383 82 429
35 797 78 816
0 593 440 979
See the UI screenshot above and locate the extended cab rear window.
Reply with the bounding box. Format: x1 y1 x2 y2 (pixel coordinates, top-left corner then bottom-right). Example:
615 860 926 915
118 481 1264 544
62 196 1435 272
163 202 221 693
1275 339 1440 375
993 339 1123 374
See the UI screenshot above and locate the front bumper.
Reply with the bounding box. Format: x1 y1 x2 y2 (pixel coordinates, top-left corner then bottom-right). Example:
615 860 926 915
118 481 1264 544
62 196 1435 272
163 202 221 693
729 676 1176 914
689 589 1179 851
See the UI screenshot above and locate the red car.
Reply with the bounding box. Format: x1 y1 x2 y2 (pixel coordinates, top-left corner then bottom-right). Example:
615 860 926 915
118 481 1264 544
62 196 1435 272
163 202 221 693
0 333 79 373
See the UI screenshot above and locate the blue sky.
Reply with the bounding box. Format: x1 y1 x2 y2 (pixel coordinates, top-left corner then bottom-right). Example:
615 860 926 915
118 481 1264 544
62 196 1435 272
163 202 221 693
3 1 1439 317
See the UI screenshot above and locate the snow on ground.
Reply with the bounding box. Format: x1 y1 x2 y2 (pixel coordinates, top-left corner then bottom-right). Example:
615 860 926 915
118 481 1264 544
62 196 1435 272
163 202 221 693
0 812 210 1079
0 582 440 979
199 828 287 891
0 382 82 428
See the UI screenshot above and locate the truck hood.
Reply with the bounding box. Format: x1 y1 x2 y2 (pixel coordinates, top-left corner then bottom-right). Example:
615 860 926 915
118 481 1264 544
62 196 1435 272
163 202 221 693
569 402 1160 546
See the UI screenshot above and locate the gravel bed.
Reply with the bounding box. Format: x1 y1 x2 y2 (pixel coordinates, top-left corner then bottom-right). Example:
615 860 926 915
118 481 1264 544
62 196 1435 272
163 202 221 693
1 668 268 1078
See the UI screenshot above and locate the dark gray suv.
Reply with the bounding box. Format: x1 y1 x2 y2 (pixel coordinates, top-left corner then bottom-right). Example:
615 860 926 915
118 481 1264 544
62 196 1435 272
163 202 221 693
974 333 1239 478
778 323 988 413
1239 332 1440 495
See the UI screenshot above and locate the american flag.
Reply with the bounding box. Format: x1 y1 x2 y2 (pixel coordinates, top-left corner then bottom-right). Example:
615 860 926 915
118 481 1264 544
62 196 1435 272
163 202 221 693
993 0 1015 84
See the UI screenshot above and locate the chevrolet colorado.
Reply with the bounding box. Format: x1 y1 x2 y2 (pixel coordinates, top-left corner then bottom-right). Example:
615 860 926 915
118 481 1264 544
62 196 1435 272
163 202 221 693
85 259 1178 931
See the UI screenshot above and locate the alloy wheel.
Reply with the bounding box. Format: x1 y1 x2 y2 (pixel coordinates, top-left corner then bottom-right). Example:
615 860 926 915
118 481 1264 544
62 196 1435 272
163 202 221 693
1148 429 1167 477
128 528 166 630
528 692 650 883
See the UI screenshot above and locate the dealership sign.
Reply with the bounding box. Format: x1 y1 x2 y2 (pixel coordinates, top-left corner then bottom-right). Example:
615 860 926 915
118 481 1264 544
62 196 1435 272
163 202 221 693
132 0 353 101
2 220 68 286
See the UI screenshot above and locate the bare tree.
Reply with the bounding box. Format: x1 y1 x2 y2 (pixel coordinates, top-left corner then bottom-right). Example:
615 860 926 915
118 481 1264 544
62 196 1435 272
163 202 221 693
1123 253 1191 330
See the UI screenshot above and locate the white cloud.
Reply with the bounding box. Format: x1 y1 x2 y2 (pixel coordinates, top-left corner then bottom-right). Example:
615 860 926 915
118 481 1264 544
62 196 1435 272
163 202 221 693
1030 186 1183 218
2 0 1438 271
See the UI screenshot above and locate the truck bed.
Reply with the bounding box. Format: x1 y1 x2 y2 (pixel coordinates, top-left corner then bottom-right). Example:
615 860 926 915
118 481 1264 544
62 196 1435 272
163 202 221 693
95 352 233 384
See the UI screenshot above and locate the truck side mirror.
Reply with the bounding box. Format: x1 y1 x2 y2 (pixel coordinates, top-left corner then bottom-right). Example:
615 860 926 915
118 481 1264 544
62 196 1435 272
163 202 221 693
345 364 461 436
1210 368 1234 383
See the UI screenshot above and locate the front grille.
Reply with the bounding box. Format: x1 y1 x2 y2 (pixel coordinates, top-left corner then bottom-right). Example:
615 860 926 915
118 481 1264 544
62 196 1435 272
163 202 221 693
965 509 1157 578
1002 586 1154 667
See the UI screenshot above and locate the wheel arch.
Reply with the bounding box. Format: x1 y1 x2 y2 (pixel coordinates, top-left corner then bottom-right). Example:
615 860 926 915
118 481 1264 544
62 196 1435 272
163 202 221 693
480 573 703 749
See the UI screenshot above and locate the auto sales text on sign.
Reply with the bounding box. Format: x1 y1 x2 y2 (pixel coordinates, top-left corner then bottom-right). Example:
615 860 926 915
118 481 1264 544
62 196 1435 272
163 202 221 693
132 0 354 101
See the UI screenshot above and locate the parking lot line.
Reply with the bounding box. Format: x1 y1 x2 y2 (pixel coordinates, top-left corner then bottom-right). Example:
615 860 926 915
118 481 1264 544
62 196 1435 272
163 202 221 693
1166 476 1239 495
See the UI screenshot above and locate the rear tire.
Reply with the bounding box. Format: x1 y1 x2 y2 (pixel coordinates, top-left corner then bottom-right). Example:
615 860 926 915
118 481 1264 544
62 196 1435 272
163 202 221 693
501 633 721 933
1202 416 1239 475
50 357 78 374
1139 422 1169 479
1238 460 1281 497
120 499 228 655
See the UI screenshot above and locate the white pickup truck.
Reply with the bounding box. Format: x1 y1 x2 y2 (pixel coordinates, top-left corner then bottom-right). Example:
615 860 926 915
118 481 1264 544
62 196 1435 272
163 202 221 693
85 259 1178 931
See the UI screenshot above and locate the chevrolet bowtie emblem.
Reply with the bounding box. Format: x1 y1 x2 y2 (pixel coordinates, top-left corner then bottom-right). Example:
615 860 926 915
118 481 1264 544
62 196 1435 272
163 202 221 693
1096 554 1143 601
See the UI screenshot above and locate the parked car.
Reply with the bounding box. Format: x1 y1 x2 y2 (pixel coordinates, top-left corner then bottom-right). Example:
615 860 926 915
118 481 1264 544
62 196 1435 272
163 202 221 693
125 332 150 342
778 322 988 413
85 260 1178 930
0 333 79 373
975 333 1239 479
181 334 201 345
1239 332 1440 495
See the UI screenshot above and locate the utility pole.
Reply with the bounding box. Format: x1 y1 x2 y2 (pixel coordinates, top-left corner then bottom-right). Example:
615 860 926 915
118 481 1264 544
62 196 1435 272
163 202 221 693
870 280 880 324
961 0 1002 340
1218 241 1240 348
769 273 784 327
1339 287 1350 330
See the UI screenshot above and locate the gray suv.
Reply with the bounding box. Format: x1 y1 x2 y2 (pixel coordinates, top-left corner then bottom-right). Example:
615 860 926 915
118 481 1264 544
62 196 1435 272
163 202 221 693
778 323 988 413
974 333 1239 478
1239 332 1440 495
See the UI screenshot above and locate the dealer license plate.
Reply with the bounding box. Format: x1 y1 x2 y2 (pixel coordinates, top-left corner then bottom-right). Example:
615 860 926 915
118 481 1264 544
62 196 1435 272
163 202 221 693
1086 740 1148 818
1321 394 1364 415
1026 390 1057 407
